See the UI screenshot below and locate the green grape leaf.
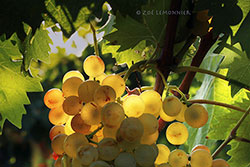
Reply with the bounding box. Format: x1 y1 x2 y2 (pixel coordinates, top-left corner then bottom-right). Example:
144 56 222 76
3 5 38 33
0 39 43 134
107 0 148 21
220 42 250 97
23 25 52 71
206 69 250 167
104 0 171 51
44 0 106 38
102 40 153 67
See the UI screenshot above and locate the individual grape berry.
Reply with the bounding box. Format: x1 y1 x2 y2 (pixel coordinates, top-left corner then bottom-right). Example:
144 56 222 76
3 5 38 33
138 113 159 135
168 149 188 167
44 88 65 109
190 149 213 167
81 101 101 125
184 103 208 128
62 96 83 115
101 102 125 128
166 122 188 145
140 90 162 117
93 85 116 107
101 74 125 97
83 55 105 77
114 152 136 167
76 144 99 166
134 144 158 167
71 114 91 134
122 95 145 118
51 134 67 155
48 106 69 125
78 80 100 103
62 77 83 97
49 125 65 140
155 144 170 165
162 96 182 117
62 70 85 83
191 144 211 154
63 133 89 158
97 138 120 161
212 158 230 167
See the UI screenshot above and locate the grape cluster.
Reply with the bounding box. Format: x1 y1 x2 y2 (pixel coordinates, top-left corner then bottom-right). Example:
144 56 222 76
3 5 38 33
44 55 228 167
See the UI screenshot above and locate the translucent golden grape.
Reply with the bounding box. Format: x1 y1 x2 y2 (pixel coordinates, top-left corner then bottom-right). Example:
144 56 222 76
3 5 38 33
155 144 170 165
62 70 85 83
166 122 188 145
168 149 188 167
83 55 105 77
101 74 125 97
190 149 213 167
122 95 145 117
184 103 208 128
162 96 182 116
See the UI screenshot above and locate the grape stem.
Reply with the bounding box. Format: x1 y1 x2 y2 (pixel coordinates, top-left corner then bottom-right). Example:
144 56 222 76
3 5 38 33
90 23 100 57
234 136 250 143
86 123 104 141
174 66 250 91
212 105 250 158
188 99 247 113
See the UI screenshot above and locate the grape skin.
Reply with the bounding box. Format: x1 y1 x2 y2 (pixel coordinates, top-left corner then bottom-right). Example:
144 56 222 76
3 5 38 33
94 85 116 107
168 149 188 167
114 152 136 167
62 96 83 115
155 144 170 165
212 158 230 167
51 134 67 155
97 138 120 161
162 96 182 117
140 130 159 145
122 95 145 118
101 74 125 97
49 125 65 140
62 70 85 83
71 114 91 134
140 90 162 117
101 102 125 128
78 80 100 103
44 88 65 109
175 104 187 122
62 77 83 97
89 160 111 167
184 103 208 128
63 133 89 158
83 55 105 77
118 117 144 143
191 144 211 154
81 101 101 125
160 107 176 122
190 149 213 167
77 144 99 165
49 106 69 125
166 122 188 145
138 113 159 135
64 116 75 135
134 144 158 167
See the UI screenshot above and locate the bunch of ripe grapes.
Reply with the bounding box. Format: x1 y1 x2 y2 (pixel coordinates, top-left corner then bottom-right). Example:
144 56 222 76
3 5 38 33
44 55 229 167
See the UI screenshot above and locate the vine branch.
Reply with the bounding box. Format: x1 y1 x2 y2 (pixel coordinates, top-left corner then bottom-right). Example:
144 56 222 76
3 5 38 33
188 99 247 113
174 66 250 91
